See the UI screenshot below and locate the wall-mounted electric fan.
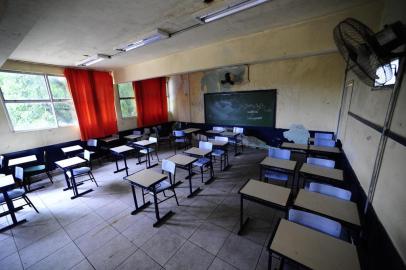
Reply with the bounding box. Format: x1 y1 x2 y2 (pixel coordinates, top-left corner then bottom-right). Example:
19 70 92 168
334 18 406 87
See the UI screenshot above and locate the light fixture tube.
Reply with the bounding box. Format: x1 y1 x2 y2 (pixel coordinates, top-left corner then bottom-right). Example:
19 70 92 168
76 54 110 67
116 29 169 52
198 0 269 23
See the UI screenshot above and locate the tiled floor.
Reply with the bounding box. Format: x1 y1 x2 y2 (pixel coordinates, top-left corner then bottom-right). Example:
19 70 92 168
0 146 284 270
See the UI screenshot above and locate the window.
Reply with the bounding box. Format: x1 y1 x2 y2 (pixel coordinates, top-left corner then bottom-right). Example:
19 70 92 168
0 71 77 131
117 82 137 118
374 59 399 87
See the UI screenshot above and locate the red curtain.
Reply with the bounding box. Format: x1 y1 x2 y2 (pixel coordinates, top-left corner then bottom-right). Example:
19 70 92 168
64 68 118 140
132 77 168 127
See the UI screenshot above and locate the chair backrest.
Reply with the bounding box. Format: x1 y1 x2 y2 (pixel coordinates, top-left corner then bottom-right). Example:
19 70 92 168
213 126 225 132
307 182 352 201
307 157 335 168
15 166 24 182
88 139 97 147
133 130 142 135
162 159 176 175
288 209 341 238
0 155 4 169
315 138 335 147
268 147 291 160
314 132 333 140
173 130 185 137
199 141 213 151
84 150 91 161
233 127 244 134
215 136 228 142
149 136 158 143
144 128 151 135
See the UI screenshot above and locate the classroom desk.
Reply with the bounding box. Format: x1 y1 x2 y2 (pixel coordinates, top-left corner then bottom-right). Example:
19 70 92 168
132 140 157 169
124 169 173 227
208 139 231 171
221 131 242 156
280 142 308 151
55 157 91 199
259 157 297 183
8 155 37 167
167 154 198 197
294 189 361 228
205 129 224 135
300 163 344 187
268 219 360 270
124 134 142 142
61 145 83 157
308 145 341 154
184 147 214 184
238 179 291 234
0 175 27 232
110 145 135 176
101 136 119 143
182 128 201 134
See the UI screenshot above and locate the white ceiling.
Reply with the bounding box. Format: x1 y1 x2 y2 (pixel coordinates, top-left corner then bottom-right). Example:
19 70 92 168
2 0 372 69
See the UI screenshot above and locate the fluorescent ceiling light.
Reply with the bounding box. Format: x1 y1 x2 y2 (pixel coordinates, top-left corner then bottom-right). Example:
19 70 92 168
76 54 110 66
116 29 170 52
197 0 270 23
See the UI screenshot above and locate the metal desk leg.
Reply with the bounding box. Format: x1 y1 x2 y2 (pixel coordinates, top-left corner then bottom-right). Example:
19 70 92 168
259 166 263 181
130 185 150 215
187 164 201 198
238 195 249 235
152 187 173 227
0 191 27 232
114 155 128 174
70 169 93 200
124 156 128 176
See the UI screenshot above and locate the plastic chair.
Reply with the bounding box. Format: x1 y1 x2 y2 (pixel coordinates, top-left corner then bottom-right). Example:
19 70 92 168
1 167 39 213
212 136 228 171
307 157 335 168
307 182 352 201
264 148 291 185
140 137 159 161
314 132 333 140
173 130 188 153
133 130 142 136
229 127 244 153
192 141 214 183
213 126 225 132
24 151 53 190
315 138 335 147
66 150 98 187
288 209 341 238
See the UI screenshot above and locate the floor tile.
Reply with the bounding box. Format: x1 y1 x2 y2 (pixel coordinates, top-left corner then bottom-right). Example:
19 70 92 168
116 249 162 270
164 241 215 270
74 223 119 256
70 259 95 270
0 252 23 270
121 214 160 247
141 227 186 265
87 234 137 270
63 213 106 240
190 222 230 255
0 235 17 261
208 257 238 270
163 211 203 239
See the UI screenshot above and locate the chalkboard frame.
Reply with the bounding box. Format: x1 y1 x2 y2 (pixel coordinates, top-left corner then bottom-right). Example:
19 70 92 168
204 89 277 128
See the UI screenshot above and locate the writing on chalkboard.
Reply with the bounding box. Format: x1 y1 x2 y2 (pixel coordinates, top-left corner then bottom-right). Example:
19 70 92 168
204 90 276 127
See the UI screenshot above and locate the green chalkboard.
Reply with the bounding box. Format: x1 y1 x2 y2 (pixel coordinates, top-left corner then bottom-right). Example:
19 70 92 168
204 90 276 127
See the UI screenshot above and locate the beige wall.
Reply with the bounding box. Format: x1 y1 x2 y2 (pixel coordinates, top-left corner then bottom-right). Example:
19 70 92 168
169 53 345 131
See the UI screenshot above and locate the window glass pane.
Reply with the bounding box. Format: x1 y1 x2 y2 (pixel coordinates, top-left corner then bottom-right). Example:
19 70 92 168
5 103 56 131
0 72 49 100
120 99 136 118
54 101 77 126
49 76 71 99
118 82 134 98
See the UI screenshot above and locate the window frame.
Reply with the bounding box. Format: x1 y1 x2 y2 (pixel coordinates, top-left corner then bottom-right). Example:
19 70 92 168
117 83 137 119
0 70 77 132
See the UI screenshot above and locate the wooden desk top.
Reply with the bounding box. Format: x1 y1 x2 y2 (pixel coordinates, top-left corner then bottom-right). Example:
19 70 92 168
260 157 297 172
110 145 134 154
184 147 211 157
55 157 86 169
8 155 37 166
102 136 119 143
240 179 291 207
183 128 200 134
300 163 343 181
206 130 223 134
167 154 197 166
125 169 167 188
208 139 228 147
281 142 308 150
309 145 341 154
0 175 15 189
295 189 361 226
133 140 155 147
221 131 239 137
61 145 83 153
124 134 142 140
271 219 360 270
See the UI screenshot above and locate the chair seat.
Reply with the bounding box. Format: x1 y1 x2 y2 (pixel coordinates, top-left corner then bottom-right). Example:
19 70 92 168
24 165 46 173
0 189 25 203
66 167 91 177
193 157 211 167
212 149 225 156
264 170 289 181
154 180 171 193
140 148 155 154
175 138 187 143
